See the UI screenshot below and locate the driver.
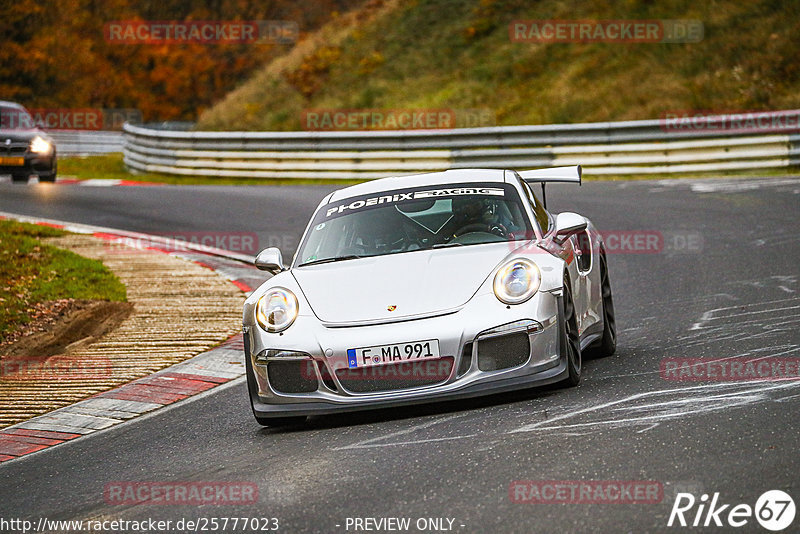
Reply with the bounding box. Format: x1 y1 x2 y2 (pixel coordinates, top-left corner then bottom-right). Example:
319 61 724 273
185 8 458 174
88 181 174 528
448 197 507 239
353 208 414 255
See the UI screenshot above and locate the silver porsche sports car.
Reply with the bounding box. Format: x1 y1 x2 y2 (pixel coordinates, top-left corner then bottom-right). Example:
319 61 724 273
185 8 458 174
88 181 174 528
243 166 615 426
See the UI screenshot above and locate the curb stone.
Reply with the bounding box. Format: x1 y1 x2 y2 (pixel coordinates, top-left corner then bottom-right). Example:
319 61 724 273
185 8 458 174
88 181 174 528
0 213 268 463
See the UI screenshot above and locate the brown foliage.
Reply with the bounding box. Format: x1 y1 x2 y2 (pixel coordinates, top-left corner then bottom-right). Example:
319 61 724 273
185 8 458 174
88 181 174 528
0 0 366 123
284 46 342 99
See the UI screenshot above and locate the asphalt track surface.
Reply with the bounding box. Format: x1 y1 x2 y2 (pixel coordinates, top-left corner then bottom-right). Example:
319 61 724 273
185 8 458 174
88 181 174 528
1 176 799 533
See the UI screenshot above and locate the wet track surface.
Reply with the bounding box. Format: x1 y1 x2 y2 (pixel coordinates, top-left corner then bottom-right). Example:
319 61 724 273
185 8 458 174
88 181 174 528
1 176 799 532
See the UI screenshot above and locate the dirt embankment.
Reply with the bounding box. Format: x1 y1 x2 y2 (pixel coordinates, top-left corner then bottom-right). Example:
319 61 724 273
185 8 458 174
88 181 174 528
0 233 244 429
0 299 133 360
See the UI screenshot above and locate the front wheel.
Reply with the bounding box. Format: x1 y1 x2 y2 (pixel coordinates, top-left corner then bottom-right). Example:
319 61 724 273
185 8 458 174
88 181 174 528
11 174 29 183
559 275 582 387
38 160 57 182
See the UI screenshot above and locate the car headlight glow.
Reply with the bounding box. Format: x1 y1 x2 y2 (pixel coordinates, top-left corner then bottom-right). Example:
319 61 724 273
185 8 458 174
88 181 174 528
255 288 299 332
493 259 541 305
30 136 53 155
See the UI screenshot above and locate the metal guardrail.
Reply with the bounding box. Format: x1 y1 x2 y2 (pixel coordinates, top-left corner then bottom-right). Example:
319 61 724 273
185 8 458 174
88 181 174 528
123 111 800 178
50 130 124 156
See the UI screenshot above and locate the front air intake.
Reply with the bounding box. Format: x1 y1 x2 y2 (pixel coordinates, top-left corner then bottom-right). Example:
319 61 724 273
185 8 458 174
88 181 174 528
267 360 318 393
477 332 530 371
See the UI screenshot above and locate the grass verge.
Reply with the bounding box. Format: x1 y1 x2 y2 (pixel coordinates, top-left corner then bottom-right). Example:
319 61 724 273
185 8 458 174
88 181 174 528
0 219 127 339
58 153 800 186
57 153 365 186
583 167 800 181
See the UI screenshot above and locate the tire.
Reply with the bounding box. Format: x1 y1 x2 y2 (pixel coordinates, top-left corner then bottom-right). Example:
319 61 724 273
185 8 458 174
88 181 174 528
586 251 616 358
39 160 57 182
559 274 582 387
11 174 29 183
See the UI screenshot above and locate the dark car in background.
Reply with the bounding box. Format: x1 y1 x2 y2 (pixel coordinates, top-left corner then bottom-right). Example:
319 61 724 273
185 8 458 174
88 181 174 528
0 101 57 183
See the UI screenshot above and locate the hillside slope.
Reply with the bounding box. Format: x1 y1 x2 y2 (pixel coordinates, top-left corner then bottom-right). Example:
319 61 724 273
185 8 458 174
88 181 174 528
197 0 800 131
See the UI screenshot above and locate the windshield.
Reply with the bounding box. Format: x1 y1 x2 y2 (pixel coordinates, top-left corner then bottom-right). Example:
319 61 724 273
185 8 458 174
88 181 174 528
0 105 36 130
296 182 533 266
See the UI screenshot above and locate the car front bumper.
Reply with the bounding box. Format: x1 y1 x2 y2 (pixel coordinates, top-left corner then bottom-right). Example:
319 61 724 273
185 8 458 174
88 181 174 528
0 152 56 176
244 290 567 418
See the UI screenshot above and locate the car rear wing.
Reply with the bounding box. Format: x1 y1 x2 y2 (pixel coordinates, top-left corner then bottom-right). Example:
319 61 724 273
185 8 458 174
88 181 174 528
517 165 582 209
518 165 582 184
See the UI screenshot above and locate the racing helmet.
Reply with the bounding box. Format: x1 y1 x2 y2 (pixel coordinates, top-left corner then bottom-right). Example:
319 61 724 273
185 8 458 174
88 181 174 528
451 197 490 224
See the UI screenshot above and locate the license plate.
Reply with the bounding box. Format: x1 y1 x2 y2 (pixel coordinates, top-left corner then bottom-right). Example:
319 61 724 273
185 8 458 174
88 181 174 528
347 339 440 369
0 157 24 166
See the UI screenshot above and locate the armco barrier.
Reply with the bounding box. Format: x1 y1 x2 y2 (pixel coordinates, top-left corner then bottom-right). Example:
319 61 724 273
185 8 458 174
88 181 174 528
50 130 124 156
122 111 800 179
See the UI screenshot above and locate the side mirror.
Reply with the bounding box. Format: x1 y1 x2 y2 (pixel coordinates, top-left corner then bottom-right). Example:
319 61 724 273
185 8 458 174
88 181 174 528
254 247 286 274
554 212 588 244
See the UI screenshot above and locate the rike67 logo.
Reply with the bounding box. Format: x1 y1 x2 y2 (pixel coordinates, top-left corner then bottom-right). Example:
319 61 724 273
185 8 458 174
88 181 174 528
668 490 795 531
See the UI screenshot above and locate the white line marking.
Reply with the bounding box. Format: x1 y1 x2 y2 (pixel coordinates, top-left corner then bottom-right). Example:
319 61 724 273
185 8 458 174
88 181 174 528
509 381 799 435
337 434 479 450
333 412 474 451
690 301 800 330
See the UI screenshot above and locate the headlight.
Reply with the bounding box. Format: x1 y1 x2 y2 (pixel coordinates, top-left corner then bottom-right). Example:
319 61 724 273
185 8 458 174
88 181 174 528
30 136 53 155
493 259 541 305
255 288 298 332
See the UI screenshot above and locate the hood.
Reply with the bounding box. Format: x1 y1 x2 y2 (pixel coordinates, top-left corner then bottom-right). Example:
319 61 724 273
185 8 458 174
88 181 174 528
292 242 517 325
